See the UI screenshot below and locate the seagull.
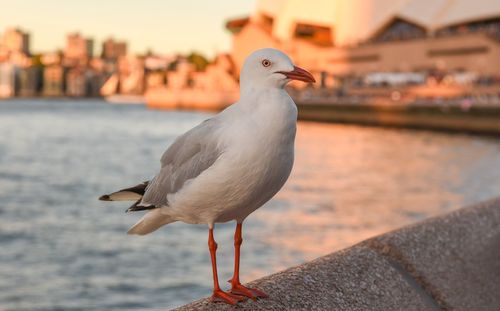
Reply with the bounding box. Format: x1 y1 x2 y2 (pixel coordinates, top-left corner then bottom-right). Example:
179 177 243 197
99 48 315 305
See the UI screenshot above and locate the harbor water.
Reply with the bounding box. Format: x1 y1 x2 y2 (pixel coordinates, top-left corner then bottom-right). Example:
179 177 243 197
1 99 500 310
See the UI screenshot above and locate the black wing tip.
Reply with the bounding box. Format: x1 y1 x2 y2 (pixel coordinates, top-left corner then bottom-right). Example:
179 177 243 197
126 205 157 213
99 194 111 201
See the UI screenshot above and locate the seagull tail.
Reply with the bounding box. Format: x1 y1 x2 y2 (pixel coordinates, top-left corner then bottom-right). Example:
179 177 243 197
99 181 149 201
127 209 175 235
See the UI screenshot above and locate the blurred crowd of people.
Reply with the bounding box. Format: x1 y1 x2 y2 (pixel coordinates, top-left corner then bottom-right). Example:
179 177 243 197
328 70 500 89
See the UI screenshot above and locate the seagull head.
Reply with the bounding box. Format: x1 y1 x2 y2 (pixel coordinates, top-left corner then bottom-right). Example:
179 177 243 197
240 48 315 92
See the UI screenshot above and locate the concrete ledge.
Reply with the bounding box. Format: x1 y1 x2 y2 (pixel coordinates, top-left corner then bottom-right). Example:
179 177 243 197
175 198 500 311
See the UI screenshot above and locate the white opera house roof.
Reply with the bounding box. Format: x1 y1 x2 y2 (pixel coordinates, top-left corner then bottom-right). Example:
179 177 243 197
253 0 500 46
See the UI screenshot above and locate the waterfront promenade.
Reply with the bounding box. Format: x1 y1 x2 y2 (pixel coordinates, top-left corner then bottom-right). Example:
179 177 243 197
296 100 500 135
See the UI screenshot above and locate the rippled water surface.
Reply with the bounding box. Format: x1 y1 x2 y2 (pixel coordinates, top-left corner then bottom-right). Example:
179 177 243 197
1 99 500 310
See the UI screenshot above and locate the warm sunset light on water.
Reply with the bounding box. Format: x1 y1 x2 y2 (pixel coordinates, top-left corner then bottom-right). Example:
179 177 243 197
1 100 499 309
257 121 498 259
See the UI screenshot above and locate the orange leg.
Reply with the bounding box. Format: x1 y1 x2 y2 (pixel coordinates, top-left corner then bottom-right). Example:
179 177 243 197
208 227 246 305
229 222 269 299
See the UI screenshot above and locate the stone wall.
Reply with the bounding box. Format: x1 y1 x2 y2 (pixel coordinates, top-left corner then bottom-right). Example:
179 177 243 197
175 197 500 310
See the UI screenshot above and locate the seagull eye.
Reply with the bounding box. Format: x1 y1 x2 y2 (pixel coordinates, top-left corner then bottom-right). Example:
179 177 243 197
262 59 271 67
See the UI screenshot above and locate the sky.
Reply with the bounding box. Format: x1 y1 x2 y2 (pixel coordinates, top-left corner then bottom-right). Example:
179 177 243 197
0 0 256 58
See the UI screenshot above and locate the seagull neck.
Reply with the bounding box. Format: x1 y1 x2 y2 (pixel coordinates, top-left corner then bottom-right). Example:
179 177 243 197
240 84 285 99
236 85 293 117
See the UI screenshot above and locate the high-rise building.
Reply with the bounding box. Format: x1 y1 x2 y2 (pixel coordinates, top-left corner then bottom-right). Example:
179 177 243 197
0 27 30 55
101 38 127 60
64 33 93 62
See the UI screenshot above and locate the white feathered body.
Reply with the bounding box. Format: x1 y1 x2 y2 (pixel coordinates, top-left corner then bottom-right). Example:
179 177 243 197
154 88 297 227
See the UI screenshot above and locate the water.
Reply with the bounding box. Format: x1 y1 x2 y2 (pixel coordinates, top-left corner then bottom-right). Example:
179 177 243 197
0 99 499 310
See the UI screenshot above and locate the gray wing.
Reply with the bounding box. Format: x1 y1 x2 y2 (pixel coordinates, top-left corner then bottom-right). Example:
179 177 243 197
140 118 222 207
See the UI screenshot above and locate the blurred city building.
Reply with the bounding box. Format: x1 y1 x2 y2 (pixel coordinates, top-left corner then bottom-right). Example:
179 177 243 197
0 28 32 98
144 54 171 90
0 27 121 98
0 27 30 55
43 65 64 97
66 67 87 97
0 28 31 68
101 38 127 61
146 54 239 109
100 54 149 103
64 33 93 66
0 63 16 98
117 55 145 94
17 66 41 97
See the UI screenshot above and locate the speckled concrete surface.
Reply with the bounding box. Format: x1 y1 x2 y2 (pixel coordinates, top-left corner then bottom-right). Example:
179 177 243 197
175 246 436 311
175 198 500 311
365 197 500 311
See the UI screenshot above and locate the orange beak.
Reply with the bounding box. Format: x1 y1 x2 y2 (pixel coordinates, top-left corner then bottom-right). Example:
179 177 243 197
277 66 316 83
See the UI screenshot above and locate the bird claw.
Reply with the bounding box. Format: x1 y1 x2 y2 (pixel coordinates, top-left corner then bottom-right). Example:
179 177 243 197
230 283 269 300
211 289 247 305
